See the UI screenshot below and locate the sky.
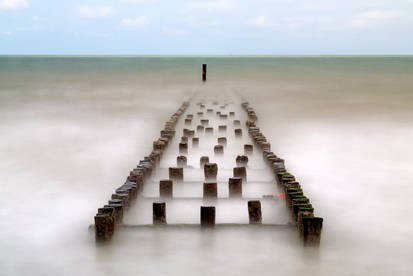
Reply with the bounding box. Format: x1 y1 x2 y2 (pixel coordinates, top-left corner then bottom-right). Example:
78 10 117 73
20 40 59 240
0 0 413 55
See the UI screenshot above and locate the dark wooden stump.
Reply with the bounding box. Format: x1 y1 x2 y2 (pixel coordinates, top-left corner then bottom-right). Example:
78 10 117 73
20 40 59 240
248 200 262 224
177 155 187 167
192 137 199 147
228 177 242 198
233 166 247 181
236 155 248 166
218 125 227 132
153 202 167 224
200 156 210 168
244 144 253 155
203 182 218 199
217 137 227 146
159 179 173 198
301 217 323 246
200 206 215 227
179 142 188 154
204 163 218 181
169 167 183 182
214 145 224 155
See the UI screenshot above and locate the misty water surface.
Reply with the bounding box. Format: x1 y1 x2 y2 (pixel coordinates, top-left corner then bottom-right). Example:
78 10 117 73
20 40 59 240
1 56 413 275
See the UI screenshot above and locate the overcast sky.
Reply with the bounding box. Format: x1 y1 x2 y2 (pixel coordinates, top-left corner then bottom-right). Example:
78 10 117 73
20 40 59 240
1 0 412 55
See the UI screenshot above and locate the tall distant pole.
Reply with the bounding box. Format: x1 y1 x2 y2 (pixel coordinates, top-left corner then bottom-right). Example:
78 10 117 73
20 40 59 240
202 64 207 82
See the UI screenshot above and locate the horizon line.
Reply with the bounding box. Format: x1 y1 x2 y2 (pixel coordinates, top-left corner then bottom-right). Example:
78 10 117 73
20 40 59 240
0 54 413 58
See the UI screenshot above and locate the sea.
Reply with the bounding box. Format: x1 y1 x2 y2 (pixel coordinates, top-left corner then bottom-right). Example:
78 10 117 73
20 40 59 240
1 56 412 275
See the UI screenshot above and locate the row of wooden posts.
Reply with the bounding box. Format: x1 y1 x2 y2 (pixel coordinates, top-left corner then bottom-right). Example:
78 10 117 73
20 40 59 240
241 101 323 246
94 101 190 241
94 98 323 246
156 102 261 227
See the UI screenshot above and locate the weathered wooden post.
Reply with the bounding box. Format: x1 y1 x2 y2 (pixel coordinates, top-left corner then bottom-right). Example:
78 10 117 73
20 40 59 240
177 155 187 167
179 142 188 154
244 144 253 155
301 217 323 246
234 128 242 137
217 137 227 146
202 64 207 82
214 145 224 155
201 119 209 126
200 206 215 227
236 155 248 166
200 156 210 168
204 163 218 181
228 177 242 198
169 167 183 182
197 125 205 132
205 127 213 134
192 137 199 147
248 200 262 224
218 125 227 132
233 166 247 181
203 182 218 199
153 202 166 224
159 179 173 198
95 208 115 241
233 120 240 126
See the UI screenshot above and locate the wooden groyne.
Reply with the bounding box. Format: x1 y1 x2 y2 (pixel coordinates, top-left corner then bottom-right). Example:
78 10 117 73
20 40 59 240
93 66 323 246
241 101 323 246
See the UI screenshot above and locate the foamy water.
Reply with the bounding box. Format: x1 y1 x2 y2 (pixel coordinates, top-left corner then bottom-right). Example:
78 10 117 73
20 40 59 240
1 56 413 275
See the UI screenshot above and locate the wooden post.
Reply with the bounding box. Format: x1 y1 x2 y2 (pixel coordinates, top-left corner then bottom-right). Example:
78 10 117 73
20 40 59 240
234 128 242 137
248 200 262 224
202 64 207 81
214 145 224 155
236 155 248 166
301 217 323 246
192 137 199 148
244 144 253 155
95 207 115 241
228 177 242 198
177 155 187 167
204 162 218 181
159 179 173 198
217 137 227 146
233 166 247 181
203 182 218 199
200 206 215 227
169 167 183 182
153 202 166 224
218 125 227 132
200 156 210 168
179 142 188 154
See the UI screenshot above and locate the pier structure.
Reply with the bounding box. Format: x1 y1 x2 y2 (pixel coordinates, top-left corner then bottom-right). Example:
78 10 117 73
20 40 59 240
93 66 323 246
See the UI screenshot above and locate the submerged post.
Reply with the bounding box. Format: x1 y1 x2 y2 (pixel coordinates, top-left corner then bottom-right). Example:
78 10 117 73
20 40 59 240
200 206 215 227
202 64 207 81
153 202 166 224
248 200 262 224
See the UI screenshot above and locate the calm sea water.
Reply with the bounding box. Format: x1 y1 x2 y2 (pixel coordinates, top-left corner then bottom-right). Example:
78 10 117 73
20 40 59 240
1 56 413 275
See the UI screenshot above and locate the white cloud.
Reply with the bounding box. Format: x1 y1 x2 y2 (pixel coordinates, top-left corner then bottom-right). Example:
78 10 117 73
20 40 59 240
0 0 28 10
248 16 273 28
351 10 401 28
121 16 148 27
76 6 113 18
